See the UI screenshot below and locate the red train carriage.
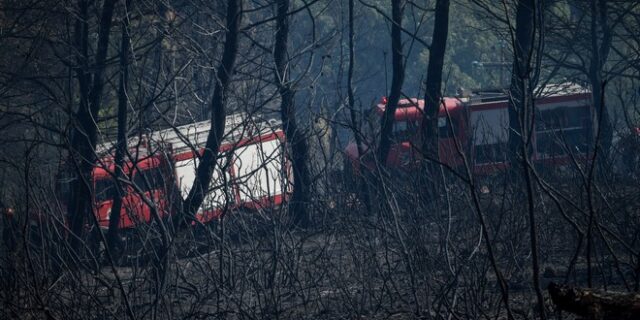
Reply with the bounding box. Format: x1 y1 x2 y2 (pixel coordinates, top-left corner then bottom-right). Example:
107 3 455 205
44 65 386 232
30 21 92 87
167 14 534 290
89 113 292 232
345 83 594 175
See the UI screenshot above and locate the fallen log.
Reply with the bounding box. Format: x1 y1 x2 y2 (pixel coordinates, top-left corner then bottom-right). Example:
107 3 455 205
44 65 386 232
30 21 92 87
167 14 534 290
548 282 640 320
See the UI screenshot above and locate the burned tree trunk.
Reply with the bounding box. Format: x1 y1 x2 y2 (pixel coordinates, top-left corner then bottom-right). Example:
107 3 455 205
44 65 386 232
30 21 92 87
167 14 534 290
107 0 131 254
421 0 450 196
274 0 311 226
377 0 405 165
183 0 242 218
507 0 535 167
507 1 546 319
589 0 613 157
346 0 372 212
549 282 640 320
67 0 117 254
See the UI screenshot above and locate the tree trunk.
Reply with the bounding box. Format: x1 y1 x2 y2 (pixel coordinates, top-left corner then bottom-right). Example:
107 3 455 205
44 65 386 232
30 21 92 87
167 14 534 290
378 0 405 165
507 0 534 167
589 0 613 158
346 0 372 212
107 0 131 254
274 0 311 227
421 0 450 197
507 1 546 318
67 0 118 254
183 0 242 218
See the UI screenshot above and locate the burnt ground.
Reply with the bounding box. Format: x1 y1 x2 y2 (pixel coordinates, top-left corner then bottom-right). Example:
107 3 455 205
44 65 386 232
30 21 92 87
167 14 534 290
1 169 639 319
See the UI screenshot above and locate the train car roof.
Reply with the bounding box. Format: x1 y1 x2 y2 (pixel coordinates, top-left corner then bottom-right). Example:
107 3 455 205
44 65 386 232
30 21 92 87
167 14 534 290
375 97 464 121
95 113 282 159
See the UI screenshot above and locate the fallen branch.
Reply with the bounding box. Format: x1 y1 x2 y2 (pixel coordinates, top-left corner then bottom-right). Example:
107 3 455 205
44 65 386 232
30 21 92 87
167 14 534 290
548 282 640 320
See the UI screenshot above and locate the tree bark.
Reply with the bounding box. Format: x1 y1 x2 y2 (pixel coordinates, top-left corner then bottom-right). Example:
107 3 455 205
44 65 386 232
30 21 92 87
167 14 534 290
274 0 311 226
107 0 131 254
421 0 450 196
589 0 613 157
507 0 534 167
67 0 118 254
507 1 546 319
183 0 242 218
346 0 372 212
378 0 405 165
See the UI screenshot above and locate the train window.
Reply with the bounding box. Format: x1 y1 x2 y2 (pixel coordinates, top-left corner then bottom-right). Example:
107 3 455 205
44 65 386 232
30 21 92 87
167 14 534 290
536 133 566 157
438 117 459 138
475 143 506 164
536 106 591 157
536 108 565 130
133 167 165 193
536 106 590 130
565 106 590 127
391 120 418 141
95 178 115 202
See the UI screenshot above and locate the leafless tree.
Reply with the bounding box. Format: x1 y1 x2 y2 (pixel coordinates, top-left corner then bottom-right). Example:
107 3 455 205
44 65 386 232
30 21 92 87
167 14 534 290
274 0 311 227
420 0 450 197
107 0 132 254
183 0 242 218
377 0 406 165
66 0 118 255
505 0 547 318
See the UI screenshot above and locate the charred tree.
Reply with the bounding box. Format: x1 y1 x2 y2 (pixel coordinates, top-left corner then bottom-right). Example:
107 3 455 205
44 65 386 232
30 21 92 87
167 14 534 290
346 0 372 212
346 0 360 158
183 0 242 218
377 0 405 165
420 0 450 196
107 0 131 254
588 0 613 157
507 0 535 167
67 0 117 254
274 0 311 226
507 0 546 318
